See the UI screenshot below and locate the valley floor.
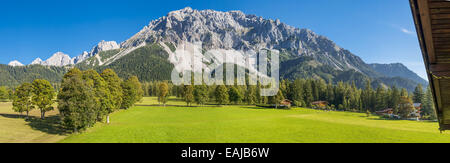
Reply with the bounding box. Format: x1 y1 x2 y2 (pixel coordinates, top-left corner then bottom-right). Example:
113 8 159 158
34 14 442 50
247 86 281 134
1 97 450 143
62 97 450 143
0 102 65 143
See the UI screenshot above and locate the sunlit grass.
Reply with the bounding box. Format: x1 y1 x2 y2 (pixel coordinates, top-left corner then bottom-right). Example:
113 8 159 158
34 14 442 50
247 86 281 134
60 97 450 143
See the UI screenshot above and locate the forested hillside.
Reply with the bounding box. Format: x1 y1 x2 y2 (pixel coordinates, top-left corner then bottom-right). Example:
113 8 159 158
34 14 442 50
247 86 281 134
0 65 66 87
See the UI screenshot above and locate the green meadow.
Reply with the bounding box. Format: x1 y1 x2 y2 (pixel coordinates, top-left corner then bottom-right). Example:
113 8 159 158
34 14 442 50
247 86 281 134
2 97 450 143
62 97 450 143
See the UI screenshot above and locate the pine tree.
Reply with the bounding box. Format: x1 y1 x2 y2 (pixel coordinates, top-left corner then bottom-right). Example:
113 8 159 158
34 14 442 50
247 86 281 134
412 84 424 103
291 79 305 107
421 86 437 120
304 80 313 107
31 79 56 119
375 86 386 111
391 86 401 114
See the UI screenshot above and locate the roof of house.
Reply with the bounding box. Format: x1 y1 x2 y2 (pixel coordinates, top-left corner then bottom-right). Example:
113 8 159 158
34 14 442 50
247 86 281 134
376 108 394 113
410 0 450 130
413 103 422 108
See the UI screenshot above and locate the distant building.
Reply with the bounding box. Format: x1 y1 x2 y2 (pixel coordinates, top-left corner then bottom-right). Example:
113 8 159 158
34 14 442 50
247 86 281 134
409 103 422 121
311 101 328 109
280 99 292 108
413 103 422 110
376 108 394 116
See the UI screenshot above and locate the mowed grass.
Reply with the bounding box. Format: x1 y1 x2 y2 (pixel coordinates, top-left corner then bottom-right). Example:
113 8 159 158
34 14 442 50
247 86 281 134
0 102 66 143
60 97 450 143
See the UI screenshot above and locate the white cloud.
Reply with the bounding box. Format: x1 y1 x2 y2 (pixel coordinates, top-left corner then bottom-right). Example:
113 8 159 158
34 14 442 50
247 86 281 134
400 28 415 35
389 24 416 36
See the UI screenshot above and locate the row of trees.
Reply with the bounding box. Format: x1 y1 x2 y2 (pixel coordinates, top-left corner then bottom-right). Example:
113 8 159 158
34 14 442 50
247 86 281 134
11 80 56 119
0 86 13 102
9 68 144 133
57 68 143 132
150 79 436 120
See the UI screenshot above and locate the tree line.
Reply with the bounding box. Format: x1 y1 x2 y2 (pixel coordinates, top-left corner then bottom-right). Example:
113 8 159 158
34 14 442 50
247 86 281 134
10 68 144 133
144 79 436 120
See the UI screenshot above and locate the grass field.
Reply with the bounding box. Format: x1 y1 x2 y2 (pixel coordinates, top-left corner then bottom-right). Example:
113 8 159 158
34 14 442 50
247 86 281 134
60 97 450 143
0 102 65 143
2 97 450 143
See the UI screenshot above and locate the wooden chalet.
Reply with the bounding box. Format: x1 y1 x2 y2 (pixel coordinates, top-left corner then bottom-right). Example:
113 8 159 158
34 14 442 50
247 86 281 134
280 99 292 107
410 0 450 130
376 108 394 116
311 101 329 109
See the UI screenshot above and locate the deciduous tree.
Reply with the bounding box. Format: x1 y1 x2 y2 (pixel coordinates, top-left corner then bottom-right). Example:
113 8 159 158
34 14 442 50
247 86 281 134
184 85 194 106
158 82 169 106
58 68 97 132
31 79 55 119
121 76 144 109
194 84 208 106
215 85 229 105
229 86 243 104
101 69 123 123
83 69 113 122
12 83 34 118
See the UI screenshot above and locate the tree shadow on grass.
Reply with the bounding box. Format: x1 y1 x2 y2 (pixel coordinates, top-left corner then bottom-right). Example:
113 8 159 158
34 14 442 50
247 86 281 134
0 113 67 135
135 104 225 108
364 116 437 123
242 106 275 110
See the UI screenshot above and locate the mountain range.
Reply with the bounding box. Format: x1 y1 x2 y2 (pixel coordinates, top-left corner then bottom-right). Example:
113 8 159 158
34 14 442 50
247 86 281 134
2 7 427 91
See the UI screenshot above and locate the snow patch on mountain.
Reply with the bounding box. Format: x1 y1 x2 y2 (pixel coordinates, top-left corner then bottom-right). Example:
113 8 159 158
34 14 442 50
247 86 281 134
31 58 43 65
8 60 24 67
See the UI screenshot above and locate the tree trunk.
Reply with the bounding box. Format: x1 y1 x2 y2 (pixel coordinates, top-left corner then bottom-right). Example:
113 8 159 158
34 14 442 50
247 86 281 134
41 110 45 119
26 111 29 119
107 115 110 124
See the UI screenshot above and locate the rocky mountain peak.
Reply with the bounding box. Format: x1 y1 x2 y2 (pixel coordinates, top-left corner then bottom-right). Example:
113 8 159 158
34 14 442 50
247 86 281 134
91 40 120 55
8 60 24 67
42 52 74 66
31 58 43 65
115 8 377 77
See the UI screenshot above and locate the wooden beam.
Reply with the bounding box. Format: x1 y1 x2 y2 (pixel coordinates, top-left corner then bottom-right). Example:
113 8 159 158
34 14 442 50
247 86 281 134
430 63 450 72
418 0 437 63
433 77 443 111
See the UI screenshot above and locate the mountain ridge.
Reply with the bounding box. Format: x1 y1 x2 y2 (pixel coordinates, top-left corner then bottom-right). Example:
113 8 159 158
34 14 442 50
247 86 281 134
1 7 427 90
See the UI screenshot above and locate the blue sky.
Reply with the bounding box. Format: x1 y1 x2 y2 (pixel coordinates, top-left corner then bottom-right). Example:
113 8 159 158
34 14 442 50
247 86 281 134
0 0 426 79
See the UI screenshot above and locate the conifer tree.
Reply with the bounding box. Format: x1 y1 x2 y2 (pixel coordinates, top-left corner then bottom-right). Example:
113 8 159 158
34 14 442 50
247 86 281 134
421 86 437 120
412 84 424 103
